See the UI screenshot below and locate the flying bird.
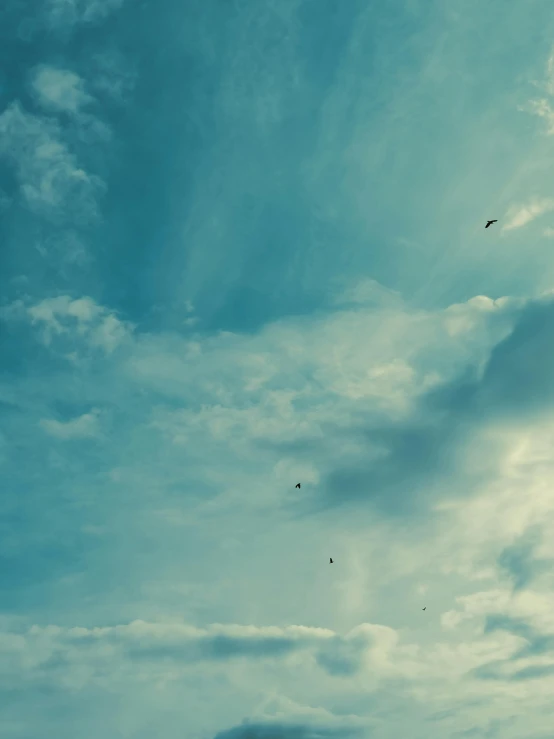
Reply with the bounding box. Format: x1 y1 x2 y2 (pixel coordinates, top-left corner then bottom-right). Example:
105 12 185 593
422 607 426 611
330 558 333 564
295 483 301 489
485 220 497 228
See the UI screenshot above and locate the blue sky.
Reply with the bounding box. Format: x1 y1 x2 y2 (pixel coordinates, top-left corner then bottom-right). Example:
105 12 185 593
3 1 554 737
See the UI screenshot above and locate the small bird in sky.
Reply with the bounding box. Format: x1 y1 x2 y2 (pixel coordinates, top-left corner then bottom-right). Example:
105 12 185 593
330 558 333 564
295 483 301 489
422 607 426 611
485 220 498 228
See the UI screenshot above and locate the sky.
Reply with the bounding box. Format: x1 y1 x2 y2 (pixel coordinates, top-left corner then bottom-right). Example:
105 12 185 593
3 1 554 737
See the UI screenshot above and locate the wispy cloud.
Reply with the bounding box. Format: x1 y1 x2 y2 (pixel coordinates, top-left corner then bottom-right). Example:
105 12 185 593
88 50 137 104
45 0 125 27
501 197 554 232
524 98 554 134
39 410 101 439
523 45 554 134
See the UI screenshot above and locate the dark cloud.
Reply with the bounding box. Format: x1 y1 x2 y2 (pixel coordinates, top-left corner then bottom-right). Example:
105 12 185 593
312 296 554 517
127 627 370 677
320 416 472 517
125 633 298 663
475 299 554 416
213 721 363 739
424 296 554 423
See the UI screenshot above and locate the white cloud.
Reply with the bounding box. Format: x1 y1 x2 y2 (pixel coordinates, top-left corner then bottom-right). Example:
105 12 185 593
6 286 554 736
0 102 104 223
332 278 403 310
28 295 102 326
0 606 548 734
31 66 93 115
2 295 132 355
39 410 101 439
501 197 554 232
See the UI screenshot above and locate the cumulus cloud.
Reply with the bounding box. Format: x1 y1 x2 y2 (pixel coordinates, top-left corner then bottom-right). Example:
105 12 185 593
2 295 133 355
4 286 554 736
9 285 554 531
30 66 93 115
111 290 525 523
4 284 554 733
0 102 104 223
501 197 554 232
1 294 132 378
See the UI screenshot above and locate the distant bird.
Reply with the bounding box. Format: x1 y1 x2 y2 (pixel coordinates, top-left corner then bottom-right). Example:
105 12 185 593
422 607 426 611
485 220 498 229
330 558 333 564
295 483 301 489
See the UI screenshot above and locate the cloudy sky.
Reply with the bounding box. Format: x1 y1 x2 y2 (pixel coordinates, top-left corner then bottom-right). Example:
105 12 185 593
3 1 554 737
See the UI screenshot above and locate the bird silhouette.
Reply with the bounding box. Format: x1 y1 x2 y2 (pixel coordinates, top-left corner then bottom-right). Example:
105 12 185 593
422 607 426 611
485 220 497 228
295 483 301 489
330 558 333 564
